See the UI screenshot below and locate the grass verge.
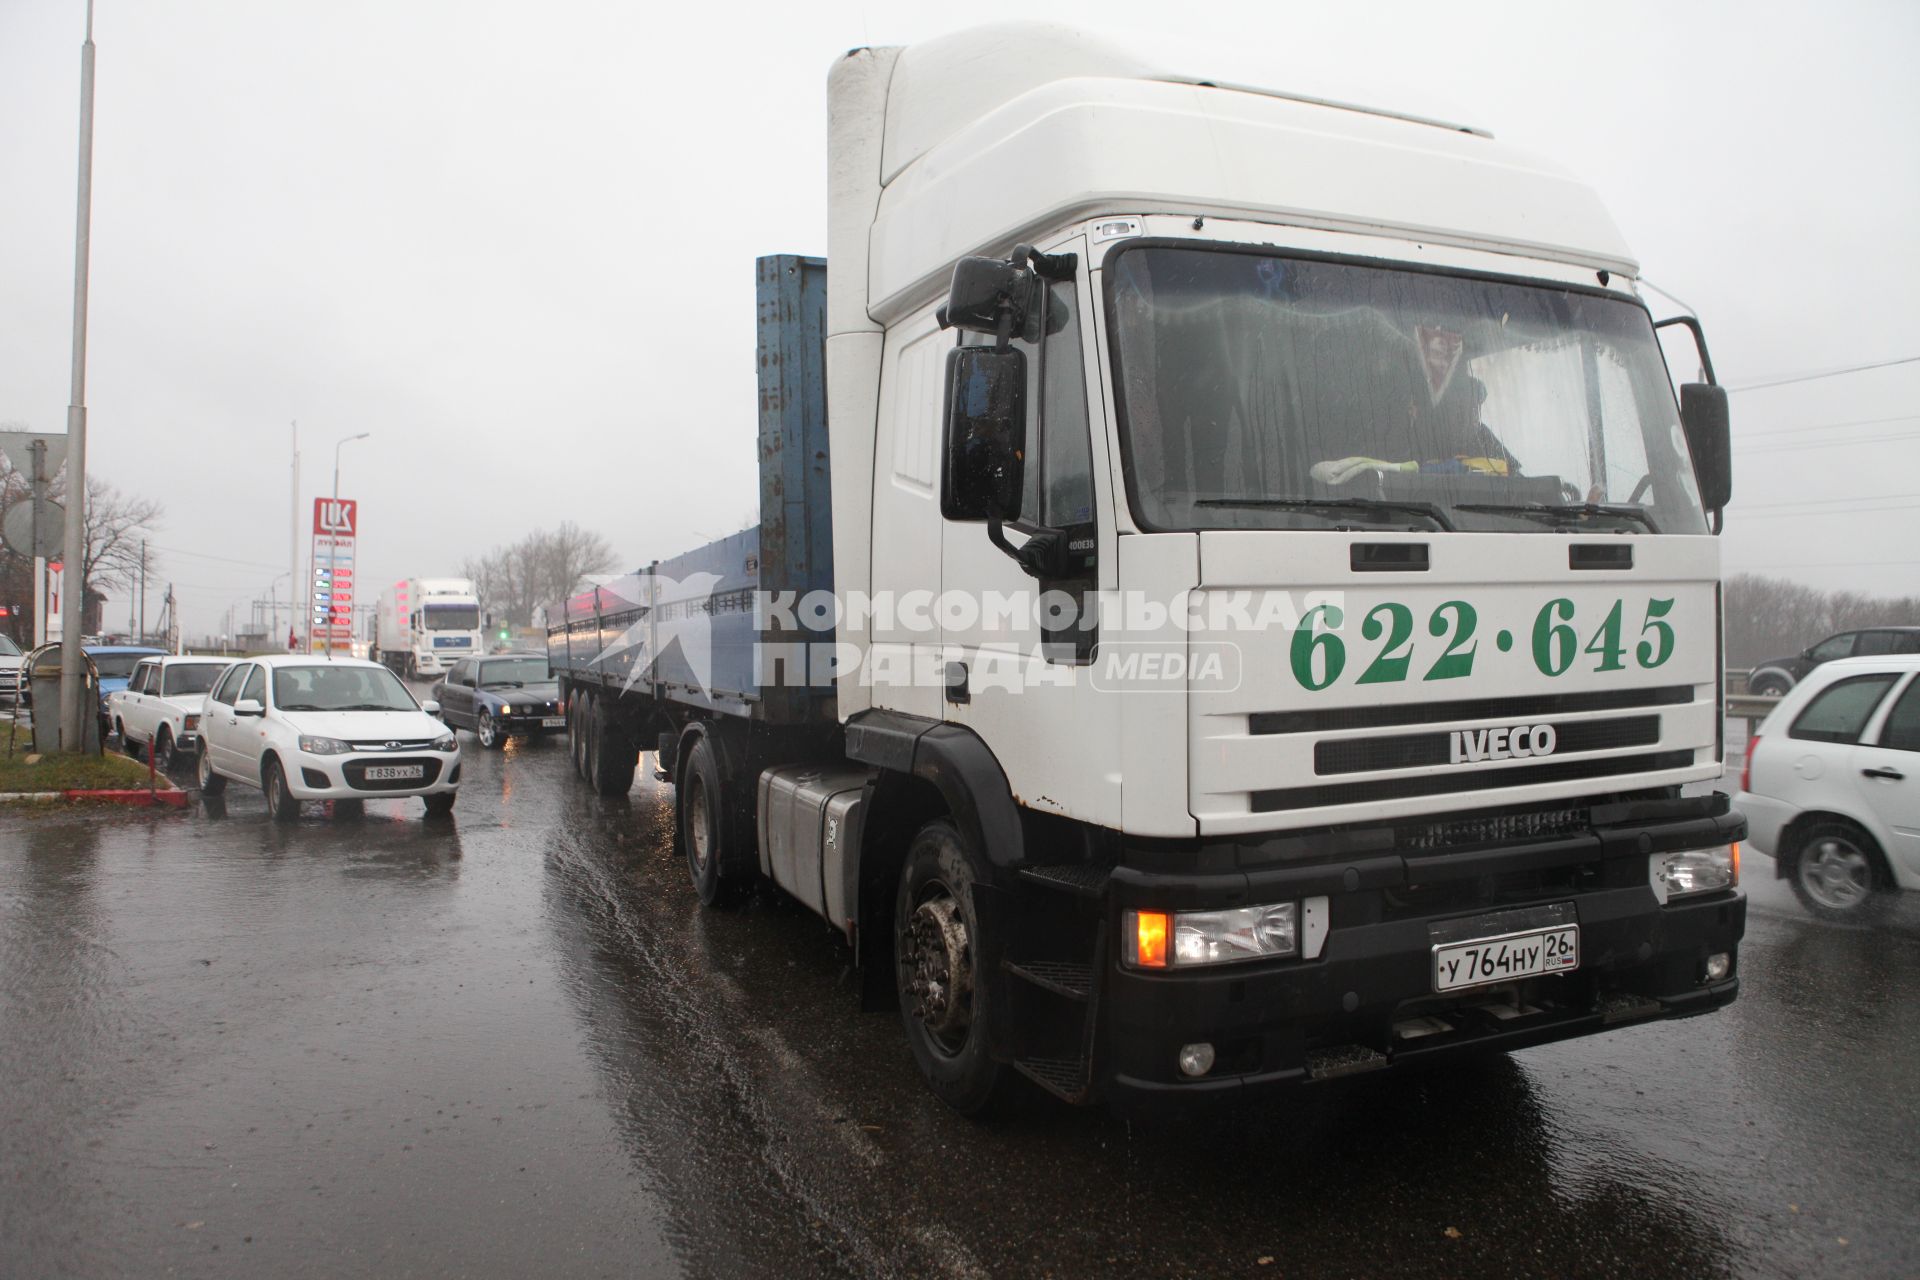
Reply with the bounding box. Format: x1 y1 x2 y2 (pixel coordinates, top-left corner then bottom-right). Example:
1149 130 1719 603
0 750 172 793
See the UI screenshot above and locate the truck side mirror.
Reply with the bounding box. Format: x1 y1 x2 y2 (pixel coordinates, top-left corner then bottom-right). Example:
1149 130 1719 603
1680 383 1731 516
937 256 1034 336
941 345 1027 522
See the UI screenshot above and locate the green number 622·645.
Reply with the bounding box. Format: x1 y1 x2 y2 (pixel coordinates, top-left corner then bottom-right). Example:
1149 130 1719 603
1289 597 1676 691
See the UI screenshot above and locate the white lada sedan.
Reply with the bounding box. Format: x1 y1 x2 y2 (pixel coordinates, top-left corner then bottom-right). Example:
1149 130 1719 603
195 655 460 821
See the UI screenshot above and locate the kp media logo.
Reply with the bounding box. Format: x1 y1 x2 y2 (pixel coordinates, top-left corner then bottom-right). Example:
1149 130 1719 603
313 498 357 537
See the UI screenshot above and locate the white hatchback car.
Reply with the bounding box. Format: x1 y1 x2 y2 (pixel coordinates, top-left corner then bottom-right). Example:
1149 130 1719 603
1737 654 1920 920
195 655 460 821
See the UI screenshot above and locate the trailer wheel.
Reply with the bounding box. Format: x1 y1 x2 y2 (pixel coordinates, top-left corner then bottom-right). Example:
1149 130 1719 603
567 691 587 779
588 706 636 796
894 818 1012 1117
680 735 743 907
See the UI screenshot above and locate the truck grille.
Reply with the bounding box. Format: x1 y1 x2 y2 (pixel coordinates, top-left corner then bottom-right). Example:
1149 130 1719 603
1251 750 1695 813
1314 715 1662 775
1251 685 1691 736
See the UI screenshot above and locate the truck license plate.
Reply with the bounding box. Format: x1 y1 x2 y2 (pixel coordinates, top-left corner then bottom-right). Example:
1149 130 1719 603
364 764 424 782
1432 925 1578 993
541 716 565 728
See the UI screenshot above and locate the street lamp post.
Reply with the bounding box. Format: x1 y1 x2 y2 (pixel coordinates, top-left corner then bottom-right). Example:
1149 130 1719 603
324 432 369 656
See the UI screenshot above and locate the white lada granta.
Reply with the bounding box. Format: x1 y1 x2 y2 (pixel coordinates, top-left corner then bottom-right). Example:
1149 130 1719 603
194 654 460 821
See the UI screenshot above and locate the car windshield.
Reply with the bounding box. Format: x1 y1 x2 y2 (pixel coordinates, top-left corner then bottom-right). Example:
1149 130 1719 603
161 663 228 697
423 604 479 631
478 657 551 688
89 652 154 679
0 635 19 657
1107 247 1708 535
273 664 419 712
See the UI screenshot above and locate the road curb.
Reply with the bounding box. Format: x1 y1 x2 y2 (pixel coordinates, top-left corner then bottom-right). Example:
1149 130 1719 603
0 788 190 809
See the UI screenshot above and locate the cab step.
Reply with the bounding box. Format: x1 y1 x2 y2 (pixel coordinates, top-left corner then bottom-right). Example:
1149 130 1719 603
1015 1056 1090 1102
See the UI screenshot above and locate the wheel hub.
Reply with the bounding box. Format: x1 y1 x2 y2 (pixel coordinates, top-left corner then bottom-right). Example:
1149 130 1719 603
1803 838 1870 909
903 894 972 1042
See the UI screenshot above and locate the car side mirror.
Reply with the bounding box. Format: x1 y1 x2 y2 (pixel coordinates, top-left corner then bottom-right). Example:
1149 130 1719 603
422 700 441 716
233 698 264 717
1680 383 1731 517
941 345 1027 522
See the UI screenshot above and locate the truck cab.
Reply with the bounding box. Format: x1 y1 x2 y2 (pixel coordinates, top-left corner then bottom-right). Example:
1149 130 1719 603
558 24 1744 1115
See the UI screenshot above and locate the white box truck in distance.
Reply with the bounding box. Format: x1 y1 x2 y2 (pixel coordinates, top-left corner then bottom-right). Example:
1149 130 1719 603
375 578 483 678
549 24 1745 1116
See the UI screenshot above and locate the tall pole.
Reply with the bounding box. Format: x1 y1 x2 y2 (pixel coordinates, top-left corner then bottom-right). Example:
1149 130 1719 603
58 0 96 750
137 539 146 641
292 420 302 653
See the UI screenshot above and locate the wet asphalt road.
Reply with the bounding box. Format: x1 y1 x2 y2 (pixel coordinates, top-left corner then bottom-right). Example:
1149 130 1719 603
3 728 1918 1280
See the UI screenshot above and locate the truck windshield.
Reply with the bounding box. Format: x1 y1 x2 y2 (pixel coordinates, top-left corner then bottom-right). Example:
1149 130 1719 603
423 604 479 631
1106 247 1707 535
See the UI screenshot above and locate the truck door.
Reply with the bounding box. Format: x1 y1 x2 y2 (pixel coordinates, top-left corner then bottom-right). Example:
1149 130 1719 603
869 303 952 720
939 235 1122 827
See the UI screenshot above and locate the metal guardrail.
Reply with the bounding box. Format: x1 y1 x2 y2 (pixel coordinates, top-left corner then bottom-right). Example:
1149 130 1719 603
1724 693 1780 735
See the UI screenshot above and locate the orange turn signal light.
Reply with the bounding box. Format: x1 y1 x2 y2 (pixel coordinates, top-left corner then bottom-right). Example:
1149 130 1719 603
1731 841 1741 886
1129 910 1169 968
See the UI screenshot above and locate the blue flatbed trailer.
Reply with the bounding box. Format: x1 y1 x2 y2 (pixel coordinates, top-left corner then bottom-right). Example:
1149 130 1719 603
546 256 835 789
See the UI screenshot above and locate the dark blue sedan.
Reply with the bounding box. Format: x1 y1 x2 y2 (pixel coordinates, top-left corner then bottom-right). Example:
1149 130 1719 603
428 653 564 749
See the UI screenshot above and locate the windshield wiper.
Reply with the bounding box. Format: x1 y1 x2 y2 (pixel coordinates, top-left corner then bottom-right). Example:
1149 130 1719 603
1196 497 1455 531
1452 501 1659 533
337 702 405 711
483 681 525 689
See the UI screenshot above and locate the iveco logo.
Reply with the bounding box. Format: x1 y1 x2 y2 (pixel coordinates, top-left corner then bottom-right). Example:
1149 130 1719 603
1450 723 1557 764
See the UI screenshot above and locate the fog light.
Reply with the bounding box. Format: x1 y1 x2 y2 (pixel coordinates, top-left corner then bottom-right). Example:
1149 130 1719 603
1705 952 1731 982
1178 1042 1215 1078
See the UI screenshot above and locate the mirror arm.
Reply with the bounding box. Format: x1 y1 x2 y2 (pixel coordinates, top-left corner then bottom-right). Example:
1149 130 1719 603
1653 314 1719 385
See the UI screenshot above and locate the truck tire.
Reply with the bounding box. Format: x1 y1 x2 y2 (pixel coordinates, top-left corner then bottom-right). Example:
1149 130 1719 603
894 818 1013 1117
588 706 636 796
680 734 744 907
568 691 587 779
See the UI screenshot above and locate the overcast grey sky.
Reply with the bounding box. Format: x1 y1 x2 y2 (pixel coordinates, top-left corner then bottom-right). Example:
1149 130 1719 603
2 0 1916 636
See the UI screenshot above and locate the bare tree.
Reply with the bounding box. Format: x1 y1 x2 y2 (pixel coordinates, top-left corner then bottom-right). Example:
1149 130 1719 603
462 523 619 629
1724 573 1920 667
71 475 163 598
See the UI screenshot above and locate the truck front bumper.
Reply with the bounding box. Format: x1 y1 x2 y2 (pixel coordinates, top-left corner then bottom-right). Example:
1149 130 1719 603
1100 884 1742 1112
1082 797 1747 1114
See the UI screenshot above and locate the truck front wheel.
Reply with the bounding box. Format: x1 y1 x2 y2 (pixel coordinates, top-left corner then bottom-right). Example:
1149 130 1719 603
680 735 743 907
894 819 1012 1117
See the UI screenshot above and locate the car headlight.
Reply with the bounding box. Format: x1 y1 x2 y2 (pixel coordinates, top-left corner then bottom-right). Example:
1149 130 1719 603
1650 843 1739 904
298 735 349 755
431 735 458 753
183 714 199 731
498 704 512 715
1123 903 1299 968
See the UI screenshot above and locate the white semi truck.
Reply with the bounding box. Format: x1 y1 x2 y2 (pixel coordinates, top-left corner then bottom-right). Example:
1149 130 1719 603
549 25 1745 1115
374 577 483 678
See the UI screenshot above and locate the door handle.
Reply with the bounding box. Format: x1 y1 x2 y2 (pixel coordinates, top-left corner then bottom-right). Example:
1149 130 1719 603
1862 767 1906 781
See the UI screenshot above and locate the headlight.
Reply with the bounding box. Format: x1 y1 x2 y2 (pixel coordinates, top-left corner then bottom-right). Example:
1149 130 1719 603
183 714 199 731
498 704 512 715
1650 843 1739 904
431 735 458 753
299 735 349 755
1123 903 1298 968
